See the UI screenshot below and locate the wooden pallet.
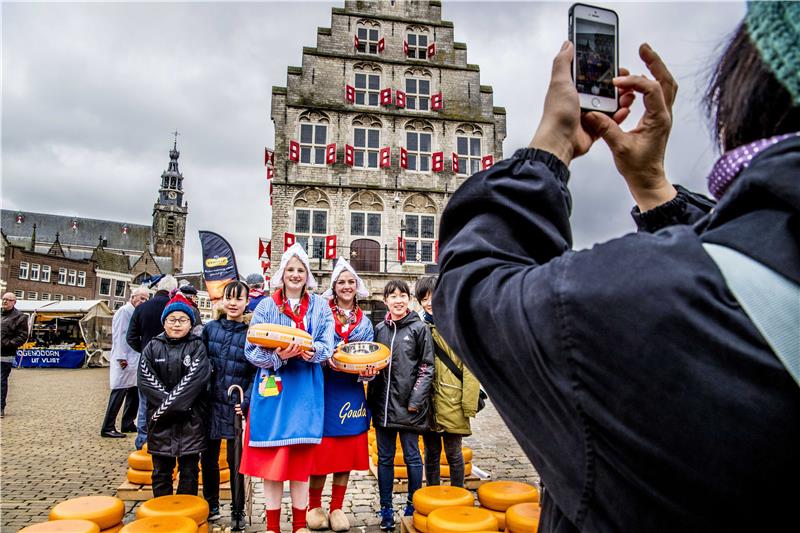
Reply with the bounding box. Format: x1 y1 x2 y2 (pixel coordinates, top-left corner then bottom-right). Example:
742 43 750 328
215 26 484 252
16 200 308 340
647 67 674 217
117 481 232 501
368 461 487 492
400 515 417 533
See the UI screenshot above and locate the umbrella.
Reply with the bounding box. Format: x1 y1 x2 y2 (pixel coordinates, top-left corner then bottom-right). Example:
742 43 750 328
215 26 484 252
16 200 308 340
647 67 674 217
227 384 246 529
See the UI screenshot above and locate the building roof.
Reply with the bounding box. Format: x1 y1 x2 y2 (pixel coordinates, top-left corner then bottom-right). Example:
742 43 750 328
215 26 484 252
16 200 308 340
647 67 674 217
1 209 151 253
91 247 132 273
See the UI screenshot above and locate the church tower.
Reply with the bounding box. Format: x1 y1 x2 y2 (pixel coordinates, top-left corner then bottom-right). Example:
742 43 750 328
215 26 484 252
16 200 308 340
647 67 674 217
152 133 188 272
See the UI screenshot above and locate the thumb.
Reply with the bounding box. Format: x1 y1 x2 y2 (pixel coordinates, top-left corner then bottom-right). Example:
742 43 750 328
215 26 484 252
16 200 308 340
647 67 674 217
583 112 625 148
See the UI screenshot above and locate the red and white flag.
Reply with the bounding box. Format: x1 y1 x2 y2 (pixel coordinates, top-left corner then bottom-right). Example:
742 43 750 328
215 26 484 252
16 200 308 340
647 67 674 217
284 232 296 249
267 167 274 180
258 238 271 261
264 148 274 166
427 42 436 57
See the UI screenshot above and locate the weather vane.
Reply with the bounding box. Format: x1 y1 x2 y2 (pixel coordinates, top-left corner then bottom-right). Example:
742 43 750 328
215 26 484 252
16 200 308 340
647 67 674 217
172 129 180 149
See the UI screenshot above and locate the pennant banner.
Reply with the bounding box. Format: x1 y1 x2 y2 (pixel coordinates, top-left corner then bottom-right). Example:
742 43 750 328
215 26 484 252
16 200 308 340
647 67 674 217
258 238 271 260
199 230 240 303
264 148 274 166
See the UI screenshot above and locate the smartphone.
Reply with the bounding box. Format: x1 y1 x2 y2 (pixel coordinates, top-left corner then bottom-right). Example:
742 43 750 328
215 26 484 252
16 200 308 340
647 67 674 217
569 3 619 114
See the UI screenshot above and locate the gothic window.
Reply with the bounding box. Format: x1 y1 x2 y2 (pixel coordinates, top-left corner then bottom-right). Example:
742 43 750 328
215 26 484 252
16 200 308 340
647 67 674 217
407 32 429 60
294 188 331 260
353 63 381 107
356 21 381 55
299 123 328 165
405 120 435 172
354 127 380 168
403 193 437 264
350 212 382 237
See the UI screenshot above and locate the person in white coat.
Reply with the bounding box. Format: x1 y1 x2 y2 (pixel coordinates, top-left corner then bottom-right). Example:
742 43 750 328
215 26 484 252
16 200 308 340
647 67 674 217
101 287 149 438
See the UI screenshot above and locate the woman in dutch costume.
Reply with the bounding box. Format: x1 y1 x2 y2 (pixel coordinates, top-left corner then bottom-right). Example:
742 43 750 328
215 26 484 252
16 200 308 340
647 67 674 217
308 258 376 532
241 243 334 533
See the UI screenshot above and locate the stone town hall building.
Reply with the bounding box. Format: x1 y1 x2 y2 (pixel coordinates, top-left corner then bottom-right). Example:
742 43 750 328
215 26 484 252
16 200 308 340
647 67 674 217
270 0 505 313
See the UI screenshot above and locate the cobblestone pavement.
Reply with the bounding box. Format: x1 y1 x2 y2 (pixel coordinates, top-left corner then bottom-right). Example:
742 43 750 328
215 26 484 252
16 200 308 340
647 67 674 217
0 368 537 532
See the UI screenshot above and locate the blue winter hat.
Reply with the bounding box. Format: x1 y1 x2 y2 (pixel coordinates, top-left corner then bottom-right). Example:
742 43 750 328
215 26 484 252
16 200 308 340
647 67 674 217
746 1 800 105
160 293 195 326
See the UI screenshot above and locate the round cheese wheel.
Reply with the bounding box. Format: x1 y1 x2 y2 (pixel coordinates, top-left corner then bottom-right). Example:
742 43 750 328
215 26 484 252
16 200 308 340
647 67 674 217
19 520 100 533
141 443 148 453
218 455 228 469
128 450 154 471
477 481 539 512
127 468 154 485
412 486 474 516
480 507 505 530
119 516 198 533
100 524 124 533
368 432 376 445
413 512 428 533
332 342 391 373
49 496 125 530
506 503 540 533
198 522 208 533
426 506 498 533
247 323 312 351
136 495 209 525
440 448 473 465
440 463 473 479
198 468 230 485
394 466 408 479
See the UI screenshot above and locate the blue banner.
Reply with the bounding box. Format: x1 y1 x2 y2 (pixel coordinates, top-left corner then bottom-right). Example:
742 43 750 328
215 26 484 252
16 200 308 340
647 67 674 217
199 230 239 302
15 349 85 368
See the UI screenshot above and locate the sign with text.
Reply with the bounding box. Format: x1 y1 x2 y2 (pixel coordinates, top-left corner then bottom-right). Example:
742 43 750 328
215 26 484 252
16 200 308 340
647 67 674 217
15 349 85 368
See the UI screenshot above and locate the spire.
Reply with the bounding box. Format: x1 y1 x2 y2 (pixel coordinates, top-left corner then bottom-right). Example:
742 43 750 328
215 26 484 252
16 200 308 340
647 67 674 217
168 130 180 172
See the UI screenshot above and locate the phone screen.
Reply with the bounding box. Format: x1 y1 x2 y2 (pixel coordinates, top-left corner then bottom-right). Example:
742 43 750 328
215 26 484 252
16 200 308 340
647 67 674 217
575 18 616 98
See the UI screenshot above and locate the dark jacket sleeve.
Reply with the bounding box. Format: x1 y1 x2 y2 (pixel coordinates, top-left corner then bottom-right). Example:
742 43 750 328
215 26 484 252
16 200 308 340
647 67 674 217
2 313 29 350
631 184 715 233
126 306 144 353
138 343 168 406
408 323 435 411
150 341 211 423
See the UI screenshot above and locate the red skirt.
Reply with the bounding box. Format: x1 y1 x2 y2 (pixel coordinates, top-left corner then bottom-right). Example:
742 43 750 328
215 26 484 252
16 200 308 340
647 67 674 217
240 419 317 482
309 432 369 476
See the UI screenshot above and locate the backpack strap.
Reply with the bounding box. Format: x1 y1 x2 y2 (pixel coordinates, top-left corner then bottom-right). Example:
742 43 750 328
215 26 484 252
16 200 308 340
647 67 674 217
430 328 464 382
703 243 800 387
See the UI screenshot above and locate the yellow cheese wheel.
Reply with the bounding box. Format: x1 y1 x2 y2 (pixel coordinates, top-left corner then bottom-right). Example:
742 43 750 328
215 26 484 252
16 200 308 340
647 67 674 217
438 463 473 479
141 443 148 453
136 495 209 525
100 524 124 533
198 468 230 485
441 448 473 465
127 468 154 485
412 486 474 516
480 507 505 530
427 506 498 533
49 496 125 530
395 466 408 479
20 520 100 533
119 516 198 533
477 481 539 512
198 522 208 533
332 342 391 373
368 432 376 445
129 450 154 471
218 455 228 469
247 323 313 350
413 512 428 532
506 503 540 533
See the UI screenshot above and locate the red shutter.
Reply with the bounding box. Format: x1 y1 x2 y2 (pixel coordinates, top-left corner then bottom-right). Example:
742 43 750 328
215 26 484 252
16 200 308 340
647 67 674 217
395 90 406 108
269 181 273 205
432 151 444 172
288 140 300 162
354 35 359 49
284 233 296 249
380 147 391 168
345 84 355 103
451 152 459 174
378 37 385 53
264 148 274 166
432 92 443 110
326 143 337 165
482 155 495 170
435 240 439 262
266 167 274 180
325 235 337 259
380 88 393 106
427 42 436 57
344 144 355 166
403 40 409 56
397 237 406 263
400 147 408 169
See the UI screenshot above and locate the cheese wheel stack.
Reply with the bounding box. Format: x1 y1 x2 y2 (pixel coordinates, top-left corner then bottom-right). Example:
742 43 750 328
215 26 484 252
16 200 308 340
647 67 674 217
119 516 198 533
368 434 474 480
505 503 540 533
48 496 126 532
136 495 209 530
411 486 475 532
426 506 498 533
127 444 227 485
477 481 539 532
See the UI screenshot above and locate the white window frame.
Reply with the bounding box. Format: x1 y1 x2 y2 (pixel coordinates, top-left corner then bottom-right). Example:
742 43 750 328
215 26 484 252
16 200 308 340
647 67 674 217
406 32 429 60
99 278 111 296
114 280 126 298
19 262 29 280
353 127 381 169
42 293 51 301
456 135 483 176
66 295 76 301
356 24 381 55
53 294 63 301
14 290 23 299
27 291 37 300
404 213 436 264
68 269 77 286
58 268 67 284
299 122 328 166
30 263 40 281
294 207 329 260
77 271 86 287
405 77 431 111
354 71 381 107
405 130 433 172
114 301 124 310
41 265 51 283
350 211 382 238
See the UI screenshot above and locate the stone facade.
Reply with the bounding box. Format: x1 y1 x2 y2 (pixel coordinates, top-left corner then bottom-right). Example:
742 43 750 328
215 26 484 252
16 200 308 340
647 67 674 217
270 0 505 313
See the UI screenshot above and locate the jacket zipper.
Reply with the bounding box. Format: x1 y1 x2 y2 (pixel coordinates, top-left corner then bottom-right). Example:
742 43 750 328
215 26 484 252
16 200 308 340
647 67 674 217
383 321 397 424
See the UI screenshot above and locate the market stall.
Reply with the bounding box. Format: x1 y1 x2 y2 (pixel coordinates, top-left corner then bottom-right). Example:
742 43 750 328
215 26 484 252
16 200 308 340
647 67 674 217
14 300 114 368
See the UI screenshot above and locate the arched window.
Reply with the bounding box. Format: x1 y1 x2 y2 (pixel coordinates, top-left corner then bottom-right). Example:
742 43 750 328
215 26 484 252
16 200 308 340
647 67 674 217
298 110 330 166
404 67 433 111
356 19 381 55
353 62 382 107
349 190 383 238
404 119 435 172
166 216 176 236
293 188 330 259
352 114 382 169
455 123 484 176
403 193 437 264
405 25 431 60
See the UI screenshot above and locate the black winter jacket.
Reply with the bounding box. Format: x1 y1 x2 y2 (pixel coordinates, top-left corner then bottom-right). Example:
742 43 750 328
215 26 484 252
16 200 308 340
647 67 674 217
138 332 211 456
126 291 170 353
202 318 256 440
1 307 28 362
435 143 800 532
368 311 434 431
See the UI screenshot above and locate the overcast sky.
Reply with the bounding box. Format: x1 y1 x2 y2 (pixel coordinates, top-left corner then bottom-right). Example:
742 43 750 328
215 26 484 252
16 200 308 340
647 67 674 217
2 1 746 276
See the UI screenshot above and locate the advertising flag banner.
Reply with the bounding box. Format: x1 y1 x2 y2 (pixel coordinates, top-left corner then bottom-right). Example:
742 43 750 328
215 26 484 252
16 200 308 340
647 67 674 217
325 235 337 259
199 231 240 303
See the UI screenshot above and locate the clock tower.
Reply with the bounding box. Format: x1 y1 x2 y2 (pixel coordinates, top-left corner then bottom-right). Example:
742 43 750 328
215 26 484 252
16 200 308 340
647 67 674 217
152 132 188 273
